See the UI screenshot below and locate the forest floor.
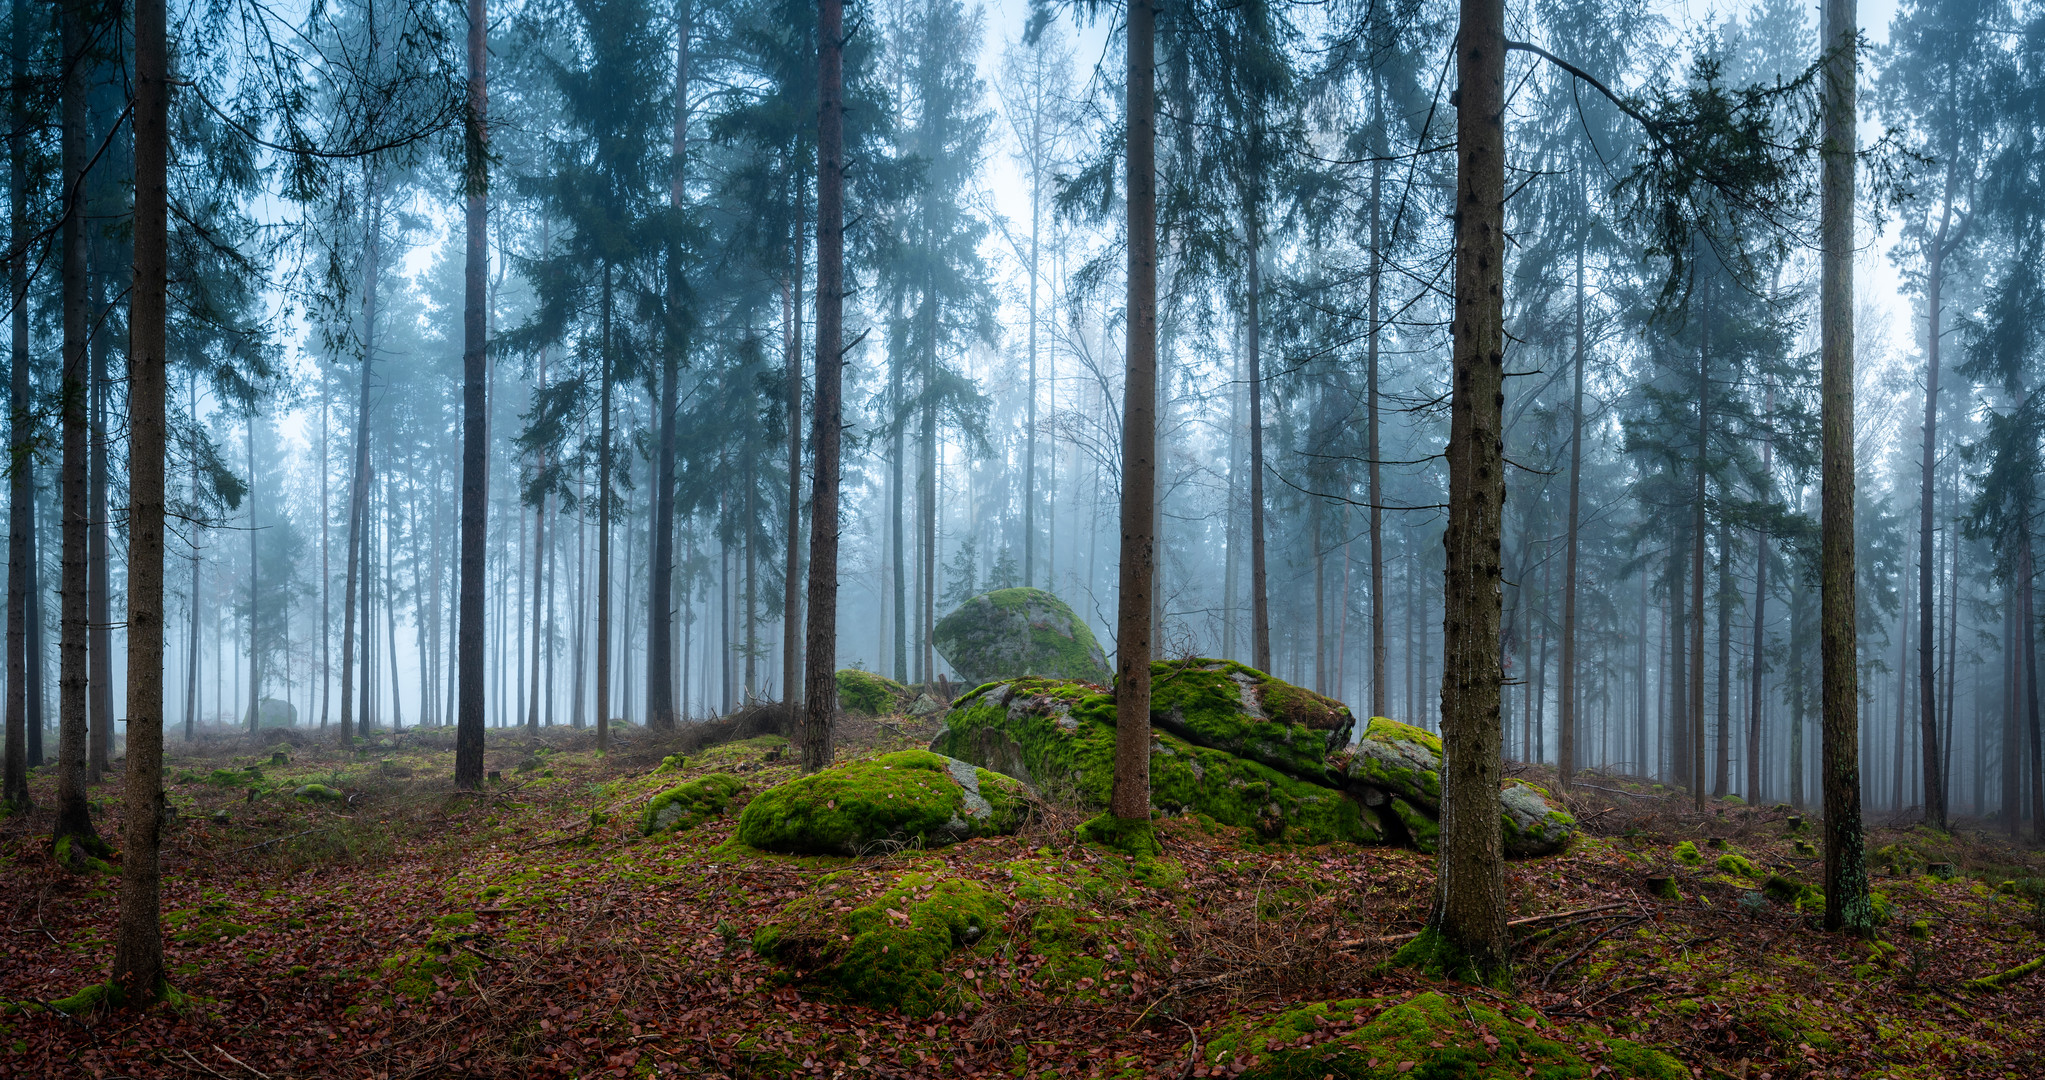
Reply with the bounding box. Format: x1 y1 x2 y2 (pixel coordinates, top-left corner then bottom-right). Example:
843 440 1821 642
2 715 2043 1080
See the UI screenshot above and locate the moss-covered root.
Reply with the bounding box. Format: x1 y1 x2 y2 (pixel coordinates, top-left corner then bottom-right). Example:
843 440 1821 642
641 772 743 835
1386 927 1511 990
46 978 186 1014
1964 955 2044 993
1075 813 1161 857
1203 991 1687 1079
53 833 116 874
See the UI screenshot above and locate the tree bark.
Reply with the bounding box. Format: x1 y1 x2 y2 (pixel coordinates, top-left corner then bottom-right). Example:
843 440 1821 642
596 265 614 752
4 0 31 806
1366 77 1385 718
1558 230 1585 788
453 0 489 784
1916 185 1952 829
2024 537 2044 843
1417 0 1509 985
113 0 167 996
244 418 259 730
51 0 99 853
1818 0 1872 936
1110 0 1158 824
801 0 844 772
1691 290 1709 811
88 277 109 774
1245 201 1270 675
781 173 805 717
339 172 381 748
648 0 690 732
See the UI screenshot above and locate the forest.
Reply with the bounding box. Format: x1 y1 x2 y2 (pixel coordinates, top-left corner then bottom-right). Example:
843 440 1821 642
2 0 2045 1073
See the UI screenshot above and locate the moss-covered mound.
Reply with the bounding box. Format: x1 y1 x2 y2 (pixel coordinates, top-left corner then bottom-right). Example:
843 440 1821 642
1203 992 1687 1079
934 673 1576 856
733 749 1030 856
835 669 910 716
931 587 1111 688
752 870 1007 1017
642 773 743 835
932 676 1379 845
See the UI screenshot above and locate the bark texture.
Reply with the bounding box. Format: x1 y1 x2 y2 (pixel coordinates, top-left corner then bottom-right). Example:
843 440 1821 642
454 0 489 787
801 0 845 773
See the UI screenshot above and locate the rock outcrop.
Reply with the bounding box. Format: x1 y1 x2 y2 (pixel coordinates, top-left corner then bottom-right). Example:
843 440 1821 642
734 749 1031 856
931 587 1111 689
929 660 1574 856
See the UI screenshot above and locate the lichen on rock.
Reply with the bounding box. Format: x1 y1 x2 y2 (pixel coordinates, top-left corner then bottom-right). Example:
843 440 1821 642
931 587 1111 689
734 749 1029 856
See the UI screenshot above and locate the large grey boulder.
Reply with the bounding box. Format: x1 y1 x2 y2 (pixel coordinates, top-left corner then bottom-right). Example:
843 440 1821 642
931 588 1111 689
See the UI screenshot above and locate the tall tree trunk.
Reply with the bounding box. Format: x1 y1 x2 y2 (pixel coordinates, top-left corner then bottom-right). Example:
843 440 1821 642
1557 229 1585 788
1245 203 1270 674
1669 541 1688 787
648 0 689 733
594 267 616 750
780 174 805 716
2024 537 2045 842
319 393 330 729
1818 0 1872 936
453 0 489 782
339 172 381 747
1916 188 1952 829
4 0 31 805
1024 101 1041 590
244 418 259 730
1691 295 1709 810
800 0 844 772
1109 0 1158 825
113 0 167 993
527 356 547 734
1748 382 1773 801
1715 523 1731 797
1366 77 1386 718
889 290 907 685
1411 0 1509 984
51 0 100 854
88 281 109 774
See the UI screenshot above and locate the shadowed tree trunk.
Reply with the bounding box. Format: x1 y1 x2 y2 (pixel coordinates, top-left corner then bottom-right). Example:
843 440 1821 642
4 0 31 807
781 182 805 716
595 265 614 753
649 0 690 733
1110 0 1158 824
1558 230 1586 789
339 172 381 749
1691 290 1708 811
51 0 101 856
1818 0 1872 937
112 0 167 997
1245 198 1270 675
1407 0 1509 985
454 0 489 787
801 0 844 772
1747 382 1773 801
1366 77 1385 718
1916 176 1956 830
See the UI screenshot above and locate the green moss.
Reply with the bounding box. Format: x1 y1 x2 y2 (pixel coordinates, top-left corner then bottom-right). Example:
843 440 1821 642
291 784 344 802
1716 853 1760 879
1205 992 1685 1079
1876 843 1926 877
655 754 688 773
934 679 1379 845
53 834 114 875
934 588 1111 687
836 669 911 716
1673 841 1701 866
641 773 743 835
1387 930 1511 990
752 871 1007 1017
1762 875 1826 913
734 750 1027 855
1329 718 1444 809
1384 797 1438 853
1147 660 1354 776
1075 813 1161 857
166 901 254 946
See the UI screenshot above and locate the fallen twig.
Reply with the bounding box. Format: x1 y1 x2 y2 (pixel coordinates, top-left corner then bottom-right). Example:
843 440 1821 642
1964 955 2043 993
1540 914 1650 989
177 1049 236 1080
213 1044 272 1080
1335 903 1628 950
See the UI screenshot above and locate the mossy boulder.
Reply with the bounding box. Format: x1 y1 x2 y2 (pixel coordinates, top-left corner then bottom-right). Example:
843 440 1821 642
932 676 1379 845
641 773 742 835
835 669 910 716
734 749 1030 856
931 587 1110 688
752 870 1006 1017
934 672 1573 856
1329 718 1442 807
1203 991 1687 1079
